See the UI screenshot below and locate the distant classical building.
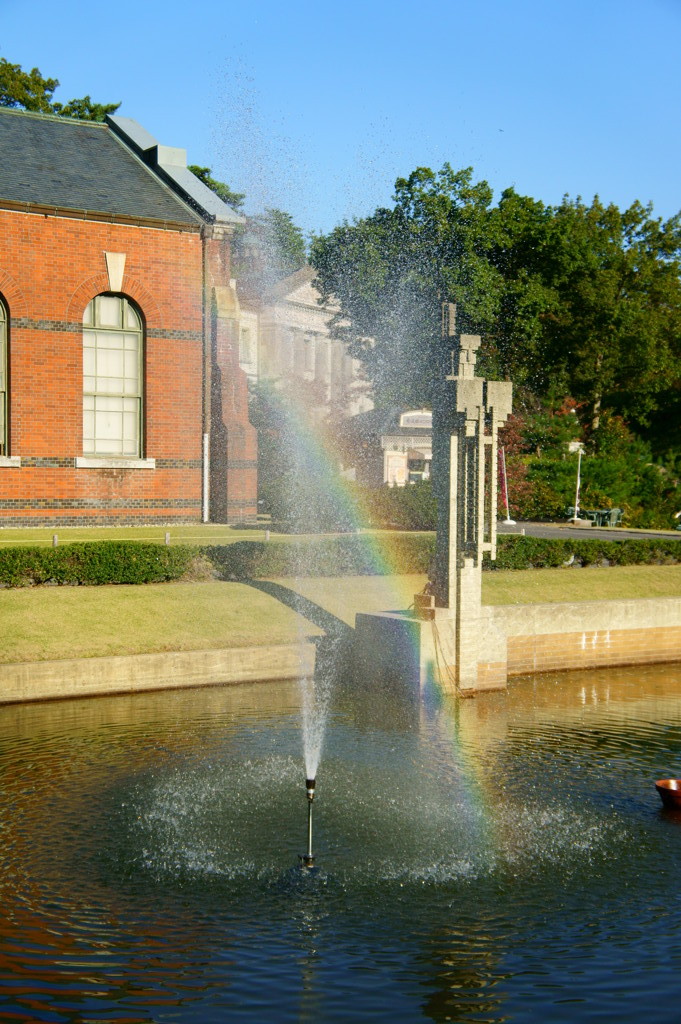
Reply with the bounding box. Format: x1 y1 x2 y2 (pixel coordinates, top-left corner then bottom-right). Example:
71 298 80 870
340 407 432 486
0 108 256 525
237 266 373 422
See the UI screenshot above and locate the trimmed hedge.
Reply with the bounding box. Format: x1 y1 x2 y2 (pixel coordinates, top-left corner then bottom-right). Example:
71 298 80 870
492 535 681 570
0 533 679 588
206 533 435 579
0 541 196 587
208 534 681 579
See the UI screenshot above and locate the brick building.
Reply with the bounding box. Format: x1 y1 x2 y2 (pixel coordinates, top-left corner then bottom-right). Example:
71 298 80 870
0 108 256 525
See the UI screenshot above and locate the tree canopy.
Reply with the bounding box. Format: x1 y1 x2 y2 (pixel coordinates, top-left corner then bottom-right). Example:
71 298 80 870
0 58 120 121
310 166 681 449
187 165 246 211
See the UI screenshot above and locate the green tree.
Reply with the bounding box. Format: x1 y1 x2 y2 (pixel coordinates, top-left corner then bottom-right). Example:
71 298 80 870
240 208 307 283
187 165 245 211
311 165 681 442
0 58 119 121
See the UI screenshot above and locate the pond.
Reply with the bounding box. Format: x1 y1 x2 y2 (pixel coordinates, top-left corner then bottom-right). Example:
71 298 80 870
1 661 681 1022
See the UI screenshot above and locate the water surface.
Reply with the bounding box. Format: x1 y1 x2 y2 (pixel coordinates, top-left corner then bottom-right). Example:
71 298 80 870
1 663 681 1022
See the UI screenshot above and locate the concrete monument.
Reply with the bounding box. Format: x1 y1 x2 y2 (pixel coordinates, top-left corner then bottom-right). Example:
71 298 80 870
354 303 513 694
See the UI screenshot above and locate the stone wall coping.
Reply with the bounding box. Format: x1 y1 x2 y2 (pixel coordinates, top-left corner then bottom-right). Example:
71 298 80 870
75 457 156 470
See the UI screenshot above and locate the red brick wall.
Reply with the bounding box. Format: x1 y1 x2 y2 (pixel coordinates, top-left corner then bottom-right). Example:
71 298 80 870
204 235 258 523
0 209 206 524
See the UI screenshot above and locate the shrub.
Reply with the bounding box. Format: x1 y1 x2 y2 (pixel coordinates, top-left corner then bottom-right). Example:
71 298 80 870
490 535 681 571
206 533 436 579
0 541 195 587
355 481 438 530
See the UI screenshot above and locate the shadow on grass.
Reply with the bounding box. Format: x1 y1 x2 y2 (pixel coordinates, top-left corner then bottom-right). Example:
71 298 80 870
243 580 353 682
244 580 351 638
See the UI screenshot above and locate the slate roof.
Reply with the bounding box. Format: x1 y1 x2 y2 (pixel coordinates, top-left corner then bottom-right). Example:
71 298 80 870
108 116 244 226
0 108 202 226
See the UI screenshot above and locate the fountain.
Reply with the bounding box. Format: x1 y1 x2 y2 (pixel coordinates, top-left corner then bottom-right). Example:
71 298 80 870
2 665 681 1021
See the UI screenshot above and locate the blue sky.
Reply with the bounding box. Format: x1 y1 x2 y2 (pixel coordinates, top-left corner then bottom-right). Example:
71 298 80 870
1 0 679 236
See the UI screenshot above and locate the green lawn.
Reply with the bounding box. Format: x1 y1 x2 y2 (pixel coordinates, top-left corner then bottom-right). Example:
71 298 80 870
0 523 273 547
0 581 323 664
1 564 681 666
482 563 681 605
282 564 681 621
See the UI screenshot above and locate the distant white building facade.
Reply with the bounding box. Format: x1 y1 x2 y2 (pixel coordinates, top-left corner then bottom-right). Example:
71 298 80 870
382 409 432 486
237 266 373 422
339 407 433 487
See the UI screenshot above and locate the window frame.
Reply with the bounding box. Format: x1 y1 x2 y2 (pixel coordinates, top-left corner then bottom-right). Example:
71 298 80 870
82 293 144 459
0 297 6 457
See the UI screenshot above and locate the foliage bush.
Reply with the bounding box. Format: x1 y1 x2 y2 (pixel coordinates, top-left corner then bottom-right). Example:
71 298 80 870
0 542 195 587
492 535 681 571
0 534 679 589
208 533 681 580
355 481 437 530
206 533 435 579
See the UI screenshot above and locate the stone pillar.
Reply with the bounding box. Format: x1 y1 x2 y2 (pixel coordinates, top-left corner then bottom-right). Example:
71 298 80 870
427 304 513 692
353 303 512 696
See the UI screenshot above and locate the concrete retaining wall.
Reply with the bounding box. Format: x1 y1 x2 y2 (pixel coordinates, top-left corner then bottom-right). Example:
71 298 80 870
0 643 316 705
491 597 681 676
355 596 681 695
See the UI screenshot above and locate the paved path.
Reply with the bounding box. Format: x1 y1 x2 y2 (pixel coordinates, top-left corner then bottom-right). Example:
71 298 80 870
497 521 681 543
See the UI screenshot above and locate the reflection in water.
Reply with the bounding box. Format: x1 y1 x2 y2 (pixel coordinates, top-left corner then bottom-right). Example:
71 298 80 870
0 665 681 1021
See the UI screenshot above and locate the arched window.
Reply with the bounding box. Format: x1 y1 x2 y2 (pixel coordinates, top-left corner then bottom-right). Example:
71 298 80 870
0 298 7 456
83 294 143 457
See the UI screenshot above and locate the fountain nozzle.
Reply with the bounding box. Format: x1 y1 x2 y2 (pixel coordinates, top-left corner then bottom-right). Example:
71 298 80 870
299 777 316 870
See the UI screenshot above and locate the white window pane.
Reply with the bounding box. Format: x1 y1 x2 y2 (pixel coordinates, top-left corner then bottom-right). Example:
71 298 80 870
98 349 125 377
123 409 138 435
97 296 121 327
83 301 94 326
97 437 121 454
125 305 141 329
96 408 121 439
124 350 139 382
83 297 143 456
99 331 124 349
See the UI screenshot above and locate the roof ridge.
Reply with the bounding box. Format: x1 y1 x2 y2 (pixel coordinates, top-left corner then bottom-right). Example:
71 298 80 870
0 106 107 128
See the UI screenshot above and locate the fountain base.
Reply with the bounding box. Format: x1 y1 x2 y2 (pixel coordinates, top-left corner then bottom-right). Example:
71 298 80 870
353 608 508 694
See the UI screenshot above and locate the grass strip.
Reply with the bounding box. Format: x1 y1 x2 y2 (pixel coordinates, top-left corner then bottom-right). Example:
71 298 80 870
0 581 322 664
1 565 681 666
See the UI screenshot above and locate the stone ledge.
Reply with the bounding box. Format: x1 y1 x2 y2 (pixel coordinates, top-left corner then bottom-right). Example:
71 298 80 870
75 457 156 470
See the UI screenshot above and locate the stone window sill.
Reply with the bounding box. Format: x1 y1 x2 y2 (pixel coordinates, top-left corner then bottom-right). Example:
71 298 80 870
0 456 20 467
76 457 156 470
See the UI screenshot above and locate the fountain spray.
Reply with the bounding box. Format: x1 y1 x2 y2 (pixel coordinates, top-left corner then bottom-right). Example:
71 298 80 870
299 777 316 869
